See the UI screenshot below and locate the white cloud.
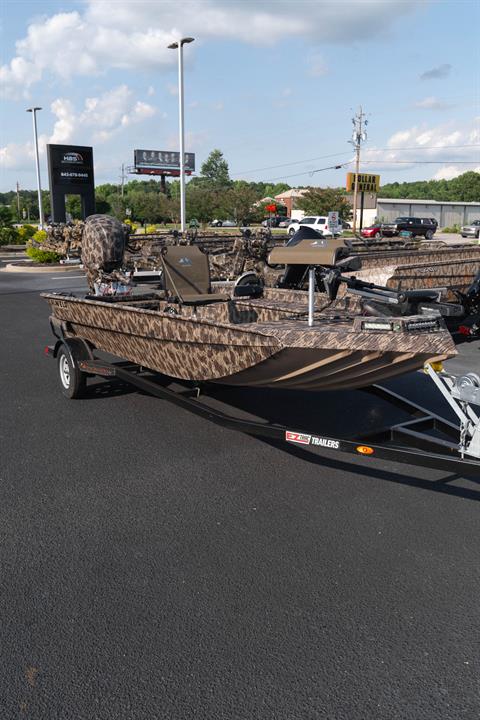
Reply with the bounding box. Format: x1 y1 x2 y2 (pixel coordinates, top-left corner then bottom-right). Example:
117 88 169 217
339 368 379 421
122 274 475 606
414 96 451 110
0 86 157 169
147 85 155 96
0 140 36 170
432 165 480 180
362 119 480 177
1 0 419 96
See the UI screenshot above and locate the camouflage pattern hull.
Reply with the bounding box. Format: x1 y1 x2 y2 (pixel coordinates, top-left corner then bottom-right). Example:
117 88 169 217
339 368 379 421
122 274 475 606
42 288 456 391
353 246 480 298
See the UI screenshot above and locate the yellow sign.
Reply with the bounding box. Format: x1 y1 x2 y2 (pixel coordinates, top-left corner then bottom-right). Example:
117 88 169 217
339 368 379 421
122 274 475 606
346 173 380 193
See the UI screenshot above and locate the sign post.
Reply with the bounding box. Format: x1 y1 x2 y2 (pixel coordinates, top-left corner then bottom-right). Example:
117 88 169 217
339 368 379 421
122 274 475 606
346 173 380 194
265 203 277 227
328 211 339 235
47 144 95 222
346 174 380 233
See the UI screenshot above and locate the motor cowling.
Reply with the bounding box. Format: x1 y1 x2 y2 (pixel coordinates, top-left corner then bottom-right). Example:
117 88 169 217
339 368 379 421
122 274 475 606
81 214 128 290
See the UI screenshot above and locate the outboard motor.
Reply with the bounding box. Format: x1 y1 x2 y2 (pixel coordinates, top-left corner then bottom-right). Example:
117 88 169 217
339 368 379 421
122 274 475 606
81 214 129 292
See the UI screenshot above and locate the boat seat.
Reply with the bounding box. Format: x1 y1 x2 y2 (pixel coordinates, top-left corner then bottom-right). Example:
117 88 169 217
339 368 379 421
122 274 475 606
161 245 227 306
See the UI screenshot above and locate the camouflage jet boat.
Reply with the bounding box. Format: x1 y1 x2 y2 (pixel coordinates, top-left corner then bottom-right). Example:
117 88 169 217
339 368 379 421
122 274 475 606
42 218 456 391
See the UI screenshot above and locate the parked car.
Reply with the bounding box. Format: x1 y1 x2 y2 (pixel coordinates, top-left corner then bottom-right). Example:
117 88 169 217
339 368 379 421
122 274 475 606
461 219 480 239
277 217 291 228
261 215 288 228
381 217 437 239
286 216 342 237
361 224 383 239
209 219 236 227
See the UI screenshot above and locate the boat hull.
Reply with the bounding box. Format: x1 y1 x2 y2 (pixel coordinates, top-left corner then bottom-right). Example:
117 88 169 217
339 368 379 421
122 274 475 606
42 293 456 391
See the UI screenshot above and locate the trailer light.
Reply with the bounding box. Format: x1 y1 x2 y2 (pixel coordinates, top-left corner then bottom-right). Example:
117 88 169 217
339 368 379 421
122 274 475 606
361 321 393 332
429 361 444 373
356 445 374 455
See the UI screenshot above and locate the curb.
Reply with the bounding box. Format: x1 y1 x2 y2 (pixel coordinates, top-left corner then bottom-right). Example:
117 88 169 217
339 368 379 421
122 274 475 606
1 262 84 274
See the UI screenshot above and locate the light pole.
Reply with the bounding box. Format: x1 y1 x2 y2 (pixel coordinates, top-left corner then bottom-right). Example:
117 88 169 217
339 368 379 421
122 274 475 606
168 37 194 233
26 106 45 228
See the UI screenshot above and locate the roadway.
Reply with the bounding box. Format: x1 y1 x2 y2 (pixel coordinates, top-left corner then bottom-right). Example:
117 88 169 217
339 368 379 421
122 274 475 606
0 267 479 719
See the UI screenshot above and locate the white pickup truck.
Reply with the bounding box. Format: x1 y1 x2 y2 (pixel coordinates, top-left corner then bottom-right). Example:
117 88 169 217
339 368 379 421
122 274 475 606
287 216 342 237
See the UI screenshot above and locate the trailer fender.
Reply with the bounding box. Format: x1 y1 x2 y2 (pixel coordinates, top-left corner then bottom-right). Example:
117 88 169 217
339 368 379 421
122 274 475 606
51 337 94 362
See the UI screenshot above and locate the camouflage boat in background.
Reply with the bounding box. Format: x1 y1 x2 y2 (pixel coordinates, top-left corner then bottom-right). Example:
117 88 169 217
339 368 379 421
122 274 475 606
33 220 479 298
350 245 480 299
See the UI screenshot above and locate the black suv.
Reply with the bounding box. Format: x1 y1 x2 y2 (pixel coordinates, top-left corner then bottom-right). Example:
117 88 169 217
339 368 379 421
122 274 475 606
381 216 437 239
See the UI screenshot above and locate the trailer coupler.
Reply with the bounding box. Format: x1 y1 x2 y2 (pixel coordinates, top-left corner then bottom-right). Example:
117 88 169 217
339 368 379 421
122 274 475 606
425 364 480 459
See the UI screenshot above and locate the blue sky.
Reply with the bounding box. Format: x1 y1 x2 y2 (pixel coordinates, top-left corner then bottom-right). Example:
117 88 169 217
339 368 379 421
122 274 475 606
1 0 479 193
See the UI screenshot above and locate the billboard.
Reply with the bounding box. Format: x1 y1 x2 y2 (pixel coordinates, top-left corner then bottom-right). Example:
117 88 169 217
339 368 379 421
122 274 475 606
47 144 95 222
346 173 380 193
134 149 195 174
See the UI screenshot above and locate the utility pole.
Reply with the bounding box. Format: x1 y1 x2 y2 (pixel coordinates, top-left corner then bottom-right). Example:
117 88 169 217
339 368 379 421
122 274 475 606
16 181 20 219
120 163 127 197
349 106 368 234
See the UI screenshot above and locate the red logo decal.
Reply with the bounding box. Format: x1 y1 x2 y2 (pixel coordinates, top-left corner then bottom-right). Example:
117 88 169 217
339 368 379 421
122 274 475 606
285 431 311 445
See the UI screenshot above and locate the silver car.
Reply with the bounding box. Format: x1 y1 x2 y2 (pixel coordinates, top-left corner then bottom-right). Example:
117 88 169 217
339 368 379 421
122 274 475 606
461 219 480 238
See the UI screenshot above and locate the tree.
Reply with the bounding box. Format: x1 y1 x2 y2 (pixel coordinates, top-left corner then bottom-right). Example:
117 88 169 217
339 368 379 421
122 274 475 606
128 191 172 223
0 205 13 226
297 187 352 221
65 195 83 220
199 149 231 188
223 183 261 224
380 172 480 202
185 186 218 223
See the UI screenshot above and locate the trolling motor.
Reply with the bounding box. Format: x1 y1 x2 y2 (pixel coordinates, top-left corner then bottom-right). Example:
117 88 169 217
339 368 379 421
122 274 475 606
347 269 480 339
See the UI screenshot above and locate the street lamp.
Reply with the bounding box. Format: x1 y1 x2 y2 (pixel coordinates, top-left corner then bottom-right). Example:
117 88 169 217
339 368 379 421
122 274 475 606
26 107 45 228
168 37 194 232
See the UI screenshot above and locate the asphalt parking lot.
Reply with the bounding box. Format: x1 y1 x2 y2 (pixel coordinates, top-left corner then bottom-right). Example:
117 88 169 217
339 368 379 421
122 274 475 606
1 266 479 719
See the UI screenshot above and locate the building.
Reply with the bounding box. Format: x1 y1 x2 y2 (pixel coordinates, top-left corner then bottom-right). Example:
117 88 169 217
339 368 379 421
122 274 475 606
376 199 480 227
274 189 308 219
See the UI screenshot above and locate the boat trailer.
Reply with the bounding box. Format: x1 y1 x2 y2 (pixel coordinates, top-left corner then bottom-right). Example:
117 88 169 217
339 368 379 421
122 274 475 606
45 334 480 478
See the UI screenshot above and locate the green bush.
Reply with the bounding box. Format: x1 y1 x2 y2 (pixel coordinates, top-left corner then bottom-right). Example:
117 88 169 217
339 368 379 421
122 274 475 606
441 224 461 233
17 224 38 241
0 226 19 245
26 229 60 263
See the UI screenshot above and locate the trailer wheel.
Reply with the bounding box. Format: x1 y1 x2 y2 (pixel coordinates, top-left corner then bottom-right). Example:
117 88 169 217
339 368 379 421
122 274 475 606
57 346 86 399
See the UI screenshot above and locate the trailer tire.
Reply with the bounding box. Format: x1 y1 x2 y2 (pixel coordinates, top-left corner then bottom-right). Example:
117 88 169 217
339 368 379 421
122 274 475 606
57 346 86 399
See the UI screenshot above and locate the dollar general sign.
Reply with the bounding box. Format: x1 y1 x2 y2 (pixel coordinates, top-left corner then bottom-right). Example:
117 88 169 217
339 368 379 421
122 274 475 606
346 173 380 193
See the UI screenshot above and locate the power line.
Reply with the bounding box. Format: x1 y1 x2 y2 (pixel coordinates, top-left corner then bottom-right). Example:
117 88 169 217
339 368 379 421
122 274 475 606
231 144 480 178
230 151 352 177
361 160 479 164
262 158 479 183
264 162 352 183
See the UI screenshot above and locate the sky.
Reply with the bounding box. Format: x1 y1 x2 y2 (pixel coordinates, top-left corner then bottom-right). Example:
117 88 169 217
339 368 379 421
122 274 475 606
0 0 479 194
